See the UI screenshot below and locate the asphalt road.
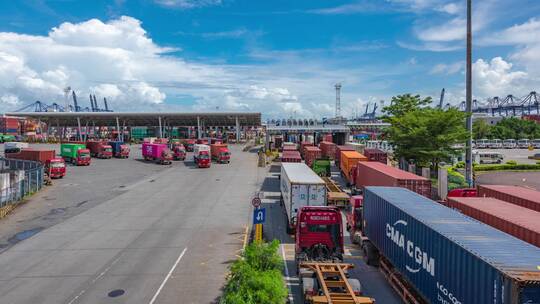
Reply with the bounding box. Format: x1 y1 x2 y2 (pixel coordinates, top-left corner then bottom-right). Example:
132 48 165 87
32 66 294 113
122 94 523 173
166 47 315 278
0 144 262 304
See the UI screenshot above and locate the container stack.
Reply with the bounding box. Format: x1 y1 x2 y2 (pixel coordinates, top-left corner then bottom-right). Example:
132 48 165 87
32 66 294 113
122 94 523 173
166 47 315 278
335 145 354 167
363 148 387 164
319 141 336 160
477 184 540 211
0 117 20 136
281 150 301 163
304 146 322 167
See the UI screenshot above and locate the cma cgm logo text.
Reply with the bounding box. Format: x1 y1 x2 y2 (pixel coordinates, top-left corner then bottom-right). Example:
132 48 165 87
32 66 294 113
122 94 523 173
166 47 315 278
386 220 435 277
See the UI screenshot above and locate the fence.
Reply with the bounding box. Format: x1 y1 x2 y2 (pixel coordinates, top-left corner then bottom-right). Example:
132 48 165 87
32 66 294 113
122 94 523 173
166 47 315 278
0 158 45 209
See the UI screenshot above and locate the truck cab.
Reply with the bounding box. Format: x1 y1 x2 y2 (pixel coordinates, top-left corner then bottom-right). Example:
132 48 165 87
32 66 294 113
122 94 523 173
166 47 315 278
295 206 343 264
184 139 195 152
346 196 364 244
47 158 66 178
109 141 130 158
171 143 186 161
101 144 113 158
194 144 211 168
76 149 91 165
160 148 173 165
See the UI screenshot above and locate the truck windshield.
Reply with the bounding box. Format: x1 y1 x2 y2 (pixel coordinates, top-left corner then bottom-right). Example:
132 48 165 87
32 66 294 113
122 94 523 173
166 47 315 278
308 224 332 233
50 162 65 168
199 154 210 160
80 152 90 158
105 148 112 152
221 152 230 157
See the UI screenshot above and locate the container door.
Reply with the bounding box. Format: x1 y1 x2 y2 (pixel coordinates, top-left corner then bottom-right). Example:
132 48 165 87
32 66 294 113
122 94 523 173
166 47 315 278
291 184 308 220
308 184 326 206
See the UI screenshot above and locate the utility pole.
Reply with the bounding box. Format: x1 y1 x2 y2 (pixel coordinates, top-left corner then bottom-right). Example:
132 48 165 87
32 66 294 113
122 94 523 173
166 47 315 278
465 0 474 186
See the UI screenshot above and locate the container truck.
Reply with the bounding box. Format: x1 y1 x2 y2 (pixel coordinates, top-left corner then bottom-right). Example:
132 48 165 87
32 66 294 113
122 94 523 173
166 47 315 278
304 146 322 167
363 148 387 164
184 139 196 152
86 141 113 159
142 143 173 165
193 144 211 168
339 151 367 186
60 143 91 165
362 186 540 304
477 184 540 212
4 142 28 153
346 195 363 244
322 176 349 207
5 149 66 178
318 141 336 160
170 143 186 161
335 145 354 168
353 161 431 197
280 163 326 234
210 144 230 164
446 196 540 247
281 150 302 163
108 141 130 158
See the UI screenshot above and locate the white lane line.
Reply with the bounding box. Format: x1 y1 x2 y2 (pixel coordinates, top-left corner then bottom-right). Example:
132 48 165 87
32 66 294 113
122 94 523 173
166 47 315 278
148 247 187 304
280 244 294 304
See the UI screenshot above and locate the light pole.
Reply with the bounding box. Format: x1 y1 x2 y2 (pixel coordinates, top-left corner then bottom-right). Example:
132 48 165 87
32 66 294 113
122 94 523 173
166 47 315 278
465 0 474 186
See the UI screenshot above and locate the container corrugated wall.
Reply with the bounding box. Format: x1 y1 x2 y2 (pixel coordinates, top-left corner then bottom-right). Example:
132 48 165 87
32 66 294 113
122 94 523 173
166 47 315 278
477 184 540 212
363 187 540 304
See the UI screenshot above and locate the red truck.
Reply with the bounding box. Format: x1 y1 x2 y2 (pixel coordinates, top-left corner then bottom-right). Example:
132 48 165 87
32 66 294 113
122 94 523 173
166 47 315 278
183 139 196 152
171 143 186 161
193 144 211 168
108 141 130 158
210 144 230 164
142 143 173 165
6 149 66 179
86 141 113 159
346 196 364 244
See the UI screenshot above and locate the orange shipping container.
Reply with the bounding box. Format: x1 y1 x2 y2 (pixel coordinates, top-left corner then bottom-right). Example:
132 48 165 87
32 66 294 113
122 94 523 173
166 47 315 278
340 151 367 184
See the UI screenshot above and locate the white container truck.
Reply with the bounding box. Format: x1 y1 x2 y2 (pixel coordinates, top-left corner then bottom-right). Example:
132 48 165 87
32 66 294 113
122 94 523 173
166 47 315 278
193 144 210 160
280 163 326 234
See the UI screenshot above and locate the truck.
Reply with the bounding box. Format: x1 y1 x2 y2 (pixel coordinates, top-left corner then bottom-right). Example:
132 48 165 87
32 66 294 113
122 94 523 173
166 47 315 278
142 143 173 165
183 139 196 152
361 186 540 304
322 177 349 207
5 149 66 179
4 142 28 153
346 195 363 244
339 151 367 186
280 163 326 234
170 142 186 161
193 144 211 168
86 141 113 159
60 143 91 166
210 143 230 163
108 141 130 158
311 158 331 177
296 206 375 304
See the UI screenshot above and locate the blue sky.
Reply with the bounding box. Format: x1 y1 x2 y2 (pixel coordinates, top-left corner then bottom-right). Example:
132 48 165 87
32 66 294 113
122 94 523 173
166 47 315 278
0 0 539 118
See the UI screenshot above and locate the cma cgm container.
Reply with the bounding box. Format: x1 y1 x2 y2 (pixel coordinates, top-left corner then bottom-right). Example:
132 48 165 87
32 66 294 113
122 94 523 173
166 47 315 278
304 146 322 167
447 197 540 247
281 150 302 163
363 148 387 164
477 184 540 212
363 187 540 304
319 141 336 160
280 163 326 233
354 161 431 197
335 145 354 167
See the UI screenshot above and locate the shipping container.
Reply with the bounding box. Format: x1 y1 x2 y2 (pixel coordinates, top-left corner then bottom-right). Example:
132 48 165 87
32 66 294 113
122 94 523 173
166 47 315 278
280 163 326 233
335 145 354 167
363 148 387 164
447 197 540 247
324 134 333 142
319 141 336 160
354 161 431 197
5 149 55 163
304 146 322 167
347 142 365 154
477 184 540 212
283 142 297 152
300 141 313 159
281 150 302 163
363 186 540 304
339 151 367 184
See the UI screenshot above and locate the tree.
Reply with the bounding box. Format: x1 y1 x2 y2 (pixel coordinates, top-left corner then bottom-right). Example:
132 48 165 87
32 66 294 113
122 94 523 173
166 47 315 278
383 94 468 170
472 119 490 139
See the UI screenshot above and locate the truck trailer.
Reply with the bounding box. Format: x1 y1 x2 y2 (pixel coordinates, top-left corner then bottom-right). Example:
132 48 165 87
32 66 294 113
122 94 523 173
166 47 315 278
6 149 66 179
280 163 326 234
86 141 113 159
108 141 130 158
210 144 230 163
142 143 173 165
362 186 540 304
193 144 211 168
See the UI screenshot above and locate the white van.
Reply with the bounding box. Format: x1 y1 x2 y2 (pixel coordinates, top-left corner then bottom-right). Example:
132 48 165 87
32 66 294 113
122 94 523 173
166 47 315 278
473 151 504 164
502 139 517 149
517 139 530 149
475 139 489 149
488 139 503 149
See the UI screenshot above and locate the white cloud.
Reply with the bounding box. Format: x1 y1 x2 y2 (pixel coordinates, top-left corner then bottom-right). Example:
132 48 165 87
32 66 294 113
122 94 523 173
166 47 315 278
430 61 463 75
154 0 222 9
472 57 529 97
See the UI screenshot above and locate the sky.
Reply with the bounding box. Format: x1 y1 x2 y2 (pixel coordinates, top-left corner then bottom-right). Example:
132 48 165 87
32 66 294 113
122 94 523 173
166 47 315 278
0 0 539 119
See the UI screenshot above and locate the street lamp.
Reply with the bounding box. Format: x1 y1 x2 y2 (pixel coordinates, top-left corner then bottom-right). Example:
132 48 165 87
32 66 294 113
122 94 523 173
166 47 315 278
465 0 474 186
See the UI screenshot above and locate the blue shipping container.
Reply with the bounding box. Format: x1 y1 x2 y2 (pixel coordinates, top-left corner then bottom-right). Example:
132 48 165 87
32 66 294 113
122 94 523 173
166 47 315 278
108 141 124 154
363 186 540 304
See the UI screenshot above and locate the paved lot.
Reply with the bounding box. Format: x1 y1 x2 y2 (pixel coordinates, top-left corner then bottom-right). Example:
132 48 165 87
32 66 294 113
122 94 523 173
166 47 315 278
477 171 540 191
0 144 262 304
480 148 540 164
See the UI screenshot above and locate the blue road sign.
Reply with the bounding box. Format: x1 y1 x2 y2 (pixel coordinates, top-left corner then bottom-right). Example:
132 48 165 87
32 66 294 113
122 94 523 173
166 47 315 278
253 208 266 224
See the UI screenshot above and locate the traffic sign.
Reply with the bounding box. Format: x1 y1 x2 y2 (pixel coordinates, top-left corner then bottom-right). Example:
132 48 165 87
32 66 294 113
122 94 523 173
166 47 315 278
253 208 266 224
251 197 261 208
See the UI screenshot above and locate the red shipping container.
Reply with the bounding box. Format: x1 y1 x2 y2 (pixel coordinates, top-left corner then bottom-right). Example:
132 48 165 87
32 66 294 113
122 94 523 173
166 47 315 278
283 143 297 152
477 185 540 212
319 141 336 160
355 161 431 198
281 150 301 163
447 197 540 247
335 145 354 167
363 148 387 164
5 149 56 163
324 134 333 142
304 146 322 167
300 141 313 159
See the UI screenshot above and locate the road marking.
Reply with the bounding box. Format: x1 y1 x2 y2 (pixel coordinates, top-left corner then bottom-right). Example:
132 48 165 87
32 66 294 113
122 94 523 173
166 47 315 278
148 247 187 304
280 244 294 304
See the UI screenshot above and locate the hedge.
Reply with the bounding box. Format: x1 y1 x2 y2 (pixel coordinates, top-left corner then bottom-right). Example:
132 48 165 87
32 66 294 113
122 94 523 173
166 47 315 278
474 163 540 172
221 240 287 304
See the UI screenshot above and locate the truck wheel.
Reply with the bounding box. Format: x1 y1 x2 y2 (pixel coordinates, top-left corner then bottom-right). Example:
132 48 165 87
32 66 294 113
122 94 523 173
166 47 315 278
364 242 379 266
348 278 362 295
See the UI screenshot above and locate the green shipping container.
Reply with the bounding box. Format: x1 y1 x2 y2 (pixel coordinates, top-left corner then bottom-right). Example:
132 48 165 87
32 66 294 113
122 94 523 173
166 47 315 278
312 159 331 177
60 143 87 159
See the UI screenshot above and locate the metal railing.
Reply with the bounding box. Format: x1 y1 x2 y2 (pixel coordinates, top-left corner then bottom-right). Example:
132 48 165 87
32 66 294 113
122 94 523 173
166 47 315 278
0 158 45 208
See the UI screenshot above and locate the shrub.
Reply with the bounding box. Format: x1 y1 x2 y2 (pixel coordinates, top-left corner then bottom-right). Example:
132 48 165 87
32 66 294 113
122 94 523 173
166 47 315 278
505 160 518 165
221 240 287 304
474 163 540 171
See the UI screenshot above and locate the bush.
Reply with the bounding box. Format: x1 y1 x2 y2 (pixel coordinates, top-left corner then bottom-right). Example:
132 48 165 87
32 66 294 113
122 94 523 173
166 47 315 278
506 160 518 165
447 167 468 190
221 240 287 304
474 163 540 172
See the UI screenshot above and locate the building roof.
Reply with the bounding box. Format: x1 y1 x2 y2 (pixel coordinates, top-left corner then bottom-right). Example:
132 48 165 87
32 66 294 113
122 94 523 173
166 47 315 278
4 112 261 127
266 124 349 134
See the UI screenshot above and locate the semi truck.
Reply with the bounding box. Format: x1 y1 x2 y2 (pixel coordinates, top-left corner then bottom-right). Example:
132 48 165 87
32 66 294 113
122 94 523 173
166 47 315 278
5 149 66 179
142 143 173 165
210 144 230 163
86 141 113 159
361 187 540 304
60 143 91 166
340 151 368 186
170 142 186 161
193 144 211 168
280 163 326 234
108 141 130 158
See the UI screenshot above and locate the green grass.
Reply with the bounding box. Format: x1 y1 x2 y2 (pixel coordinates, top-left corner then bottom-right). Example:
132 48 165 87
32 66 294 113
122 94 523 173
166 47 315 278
220 240 287 304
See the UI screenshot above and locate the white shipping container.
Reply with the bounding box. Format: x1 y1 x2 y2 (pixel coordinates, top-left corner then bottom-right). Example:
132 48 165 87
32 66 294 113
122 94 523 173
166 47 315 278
4 142 28 152
280 163 326 232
